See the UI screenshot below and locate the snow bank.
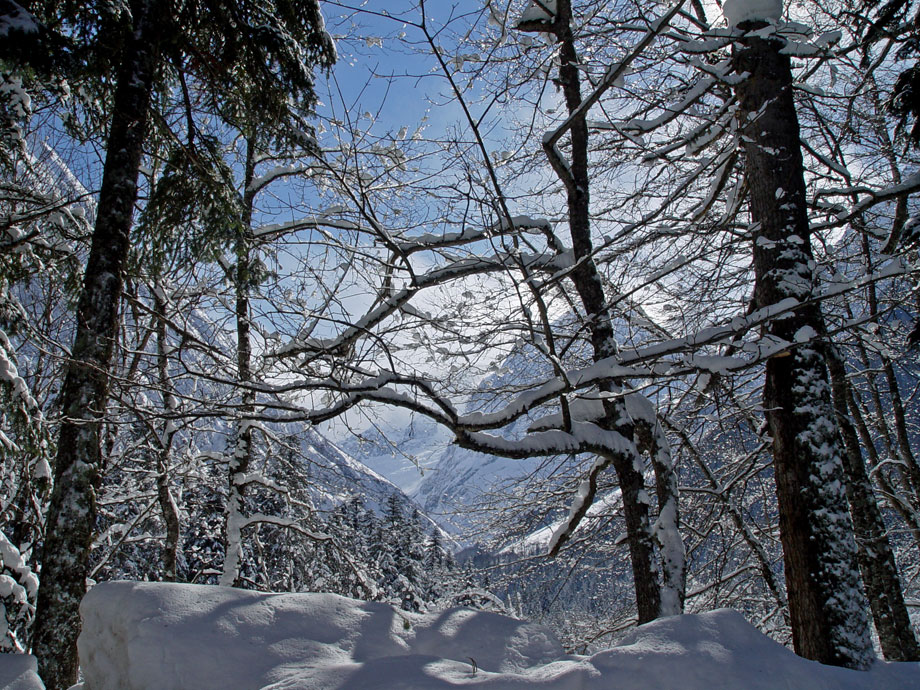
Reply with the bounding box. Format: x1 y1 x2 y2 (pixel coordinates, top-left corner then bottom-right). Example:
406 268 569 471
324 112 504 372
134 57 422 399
722 0 782 27
77 582 561 690
0 654 44 690
75 581 920 690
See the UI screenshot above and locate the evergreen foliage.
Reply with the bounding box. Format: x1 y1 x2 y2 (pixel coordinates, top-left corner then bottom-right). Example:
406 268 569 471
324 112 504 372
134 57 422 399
93 486 456 614
861 0 920 146
0 529 37 653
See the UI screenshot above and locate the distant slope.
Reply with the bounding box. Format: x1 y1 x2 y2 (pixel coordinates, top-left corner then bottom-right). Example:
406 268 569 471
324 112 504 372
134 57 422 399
335 415 451 496
408 342 561 536
298 426 445 535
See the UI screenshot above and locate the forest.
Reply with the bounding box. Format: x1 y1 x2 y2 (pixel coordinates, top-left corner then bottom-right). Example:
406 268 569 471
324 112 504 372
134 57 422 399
2 0 920 688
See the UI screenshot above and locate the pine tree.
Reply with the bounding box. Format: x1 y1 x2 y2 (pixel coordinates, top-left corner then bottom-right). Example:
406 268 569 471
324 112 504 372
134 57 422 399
395 508 427 612
423 529 452 603
0 530 38 653
27 1 334 685
313 498 377 599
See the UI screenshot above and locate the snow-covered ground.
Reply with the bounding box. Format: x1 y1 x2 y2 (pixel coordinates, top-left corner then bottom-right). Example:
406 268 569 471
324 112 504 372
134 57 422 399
2 581 913 690
0 653 42 690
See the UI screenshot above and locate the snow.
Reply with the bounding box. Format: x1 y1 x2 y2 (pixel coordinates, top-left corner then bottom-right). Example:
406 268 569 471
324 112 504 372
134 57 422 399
463 422 636 459
0 654 43 690
526 397 605 431
518 0 557 25
722 0 782 27
0 1 39 38
0 540 36 601
504 488 623 554
69 582 920 690
794 325 817 343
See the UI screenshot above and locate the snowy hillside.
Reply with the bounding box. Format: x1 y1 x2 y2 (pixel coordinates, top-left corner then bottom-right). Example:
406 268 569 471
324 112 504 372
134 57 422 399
299 427 424 517
408 343 562 534
410 442 541 535
336 415 451 496
20 581 920 689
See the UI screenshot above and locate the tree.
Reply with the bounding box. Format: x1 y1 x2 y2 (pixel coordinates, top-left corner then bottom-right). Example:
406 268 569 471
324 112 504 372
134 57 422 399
0 530 38 653
860 0 920 148
266 0 920 663
729 6 873 668
257 0 689 626
27 1 334 686
5 0 916 673
31 2 179 683
516 0 685 623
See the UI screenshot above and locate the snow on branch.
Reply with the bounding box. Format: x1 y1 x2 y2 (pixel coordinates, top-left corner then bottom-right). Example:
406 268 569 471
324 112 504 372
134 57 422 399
460 361 646 430
270 249 568 361
239 513 330 541
252 214 359 238
164 251 914 447
431 257 916 434
457 421 636 461
542 0 689 158
527 397 605 432
0 331 40 414
722 0 782 28
547 455 609 556
811 172 920 236
394 215 555 255
620 78 716 135
246 164 323 194
255 371 461 429
517 0 557 30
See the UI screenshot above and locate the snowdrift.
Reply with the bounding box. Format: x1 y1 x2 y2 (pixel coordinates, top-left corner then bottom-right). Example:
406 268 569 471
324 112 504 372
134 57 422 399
0 654 43 690
65 581 920 690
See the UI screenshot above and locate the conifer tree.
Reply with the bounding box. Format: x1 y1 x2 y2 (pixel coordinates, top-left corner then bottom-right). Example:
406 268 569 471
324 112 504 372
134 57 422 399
27 1 334 686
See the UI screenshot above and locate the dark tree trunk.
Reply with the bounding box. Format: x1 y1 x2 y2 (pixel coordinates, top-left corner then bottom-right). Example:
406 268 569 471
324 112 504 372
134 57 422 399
30 2 165 687
154 288 180 582
827 346 920 661
540 0 681 624
221 140 257 587
732 26 873 669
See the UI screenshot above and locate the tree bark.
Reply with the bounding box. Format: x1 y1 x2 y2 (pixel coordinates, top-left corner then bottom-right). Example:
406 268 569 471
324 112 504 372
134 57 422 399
827 346 920 661
538 0 684 623
220 139 258 588
732 25 873 669
154 287 181 582
30 1 166 687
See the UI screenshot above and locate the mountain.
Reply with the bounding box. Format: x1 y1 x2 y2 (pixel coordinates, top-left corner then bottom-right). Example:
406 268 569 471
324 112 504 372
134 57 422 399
297 426 436 523
410 342 565 537
334 414 451 496
410 440 540 535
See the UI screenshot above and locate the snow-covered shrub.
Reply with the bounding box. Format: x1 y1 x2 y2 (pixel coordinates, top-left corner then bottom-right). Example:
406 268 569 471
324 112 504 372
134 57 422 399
0 531 37 652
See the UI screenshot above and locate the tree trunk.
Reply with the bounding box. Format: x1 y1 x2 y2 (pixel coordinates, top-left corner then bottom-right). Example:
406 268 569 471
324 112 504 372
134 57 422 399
540 0 684 623
732 25 873 669
826 346 920 661
154 287 181 582
220 140 258 588
30 1 165 686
